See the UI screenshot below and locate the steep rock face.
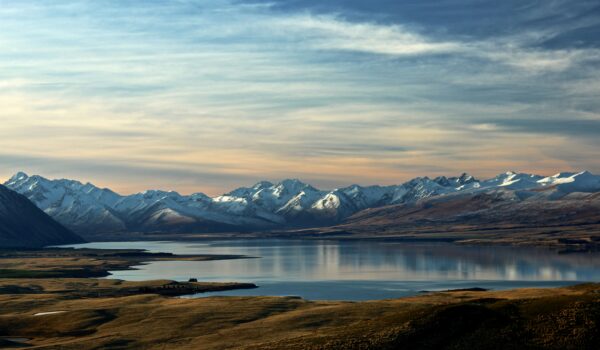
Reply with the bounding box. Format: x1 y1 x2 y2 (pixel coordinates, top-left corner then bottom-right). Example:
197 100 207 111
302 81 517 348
4 170 600 235
0 184 84 248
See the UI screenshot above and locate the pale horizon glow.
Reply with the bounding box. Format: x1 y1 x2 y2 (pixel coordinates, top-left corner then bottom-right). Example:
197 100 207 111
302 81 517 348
1 1 599 195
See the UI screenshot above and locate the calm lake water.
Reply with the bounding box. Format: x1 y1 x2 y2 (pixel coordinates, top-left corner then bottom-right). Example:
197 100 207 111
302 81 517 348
62 240 600 300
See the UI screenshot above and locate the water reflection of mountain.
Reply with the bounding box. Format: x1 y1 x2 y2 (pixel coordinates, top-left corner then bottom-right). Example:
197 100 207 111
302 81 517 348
66 240 600 286
333 242 600 281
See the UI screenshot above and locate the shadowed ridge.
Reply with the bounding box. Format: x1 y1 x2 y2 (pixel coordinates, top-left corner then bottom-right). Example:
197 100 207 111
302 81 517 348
0 184 84 248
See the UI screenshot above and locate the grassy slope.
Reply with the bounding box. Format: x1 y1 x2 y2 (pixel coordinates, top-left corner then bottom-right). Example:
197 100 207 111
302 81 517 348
0 282 599 349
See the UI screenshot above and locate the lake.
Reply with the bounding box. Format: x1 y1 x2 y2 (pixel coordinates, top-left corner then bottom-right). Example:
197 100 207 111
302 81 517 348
62 239 600 300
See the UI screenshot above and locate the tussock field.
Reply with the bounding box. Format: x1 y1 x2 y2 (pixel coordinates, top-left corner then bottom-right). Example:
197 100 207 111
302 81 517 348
1 281 599 349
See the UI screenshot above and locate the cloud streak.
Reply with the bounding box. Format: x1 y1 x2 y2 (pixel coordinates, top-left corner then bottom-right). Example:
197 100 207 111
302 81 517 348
0 0 599 193
271 14 600 73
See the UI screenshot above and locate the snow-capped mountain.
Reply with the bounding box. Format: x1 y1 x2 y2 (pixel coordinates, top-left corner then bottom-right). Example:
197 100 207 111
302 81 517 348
4 172 279 234
538 171 600 193
5 172 125 233
4 170 600 236
342 171 600 234
480 171 544 190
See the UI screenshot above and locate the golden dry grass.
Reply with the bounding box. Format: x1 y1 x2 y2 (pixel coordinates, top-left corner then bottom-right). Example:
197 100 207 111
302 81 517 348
0 281 599 349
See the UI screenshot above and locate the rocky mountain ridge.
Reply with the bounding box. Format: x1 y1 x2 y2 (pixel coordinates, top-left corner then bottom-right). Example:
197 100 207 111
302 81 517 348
5 171 600 235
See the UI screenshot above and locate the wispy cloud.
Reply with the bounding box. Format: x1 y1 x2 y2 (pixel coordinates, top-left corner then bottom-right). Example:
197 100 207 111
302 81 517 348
273 15 462 56
0 0 599 193
268 13 600 73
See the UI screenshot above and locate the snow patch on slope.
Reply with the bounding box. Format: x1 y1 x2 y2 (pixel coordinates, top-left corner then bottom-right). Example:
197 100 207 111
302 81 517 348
5 170 600 234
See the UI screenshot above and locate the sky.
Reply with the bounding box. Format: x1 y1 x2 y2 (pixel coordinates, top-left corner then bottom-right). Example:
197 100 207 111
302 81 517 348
1 0 599 195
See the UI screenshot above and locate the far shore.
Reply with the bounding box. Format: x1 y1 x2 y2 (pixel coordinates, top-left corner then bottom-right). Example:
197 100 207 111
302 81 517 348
75 221 600 253
0 247 254 280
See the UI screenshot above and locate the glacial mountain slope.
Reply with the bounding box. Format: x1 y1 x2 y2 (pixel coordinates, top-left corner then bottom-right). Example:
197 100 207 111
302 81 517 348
4 173 271 234
4 171 600 236
341 190 600 231
5 172 126 233
0 184 84 248
333 175 600 238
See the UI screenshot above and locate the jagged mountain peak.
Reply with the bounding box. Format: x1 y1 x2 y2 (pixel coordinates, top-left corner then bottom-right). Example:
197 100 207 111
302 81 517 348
483 171 543 189
433 173 478 188
9 172 83 190
457 172 476 183
5 170 600 235
225 181 275 198
537 170 600 194
8 171 29 183
433 176 451 187
275 178 312 190
269 179 319 199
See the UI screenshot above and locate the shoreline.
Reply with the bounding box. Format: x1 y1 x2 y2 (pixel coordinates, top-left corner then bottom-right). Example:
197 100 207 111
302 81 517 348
0 247 254 280
0 247 259 298
76 225 600 253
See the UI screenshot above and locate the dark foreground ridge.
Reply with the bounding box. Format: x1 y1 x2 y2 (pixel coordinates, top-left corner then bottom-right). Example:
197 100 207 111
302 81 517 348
1 281 599 349
0 185 84 248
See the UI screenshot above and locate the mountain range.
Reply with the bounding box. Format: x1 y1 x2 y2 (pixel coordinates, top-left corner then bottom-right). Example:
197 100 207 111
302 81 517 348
0 184 84 247
4 171 600 237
